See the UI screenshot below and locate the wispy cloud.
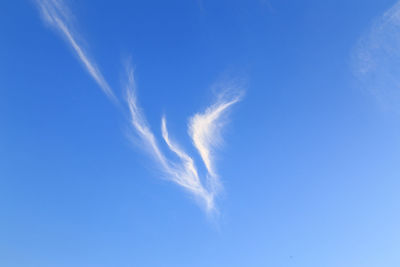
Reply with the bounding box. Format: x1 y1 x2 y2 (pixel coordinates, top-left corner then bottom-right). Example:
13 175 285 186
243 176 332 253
35 0 243 212
35 0 116 101
161 116 214 210
124 63 243 211
352 1 400 112
189 91 243 181
123 64 214 209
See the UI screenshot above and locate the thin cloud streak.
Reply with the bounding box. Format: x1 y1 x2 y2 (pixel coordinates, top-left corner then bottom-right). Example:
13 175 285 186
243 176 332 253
125 67 168 168
161 116 200 185
161 116 214 210
35 0 116 101
352 1 400 112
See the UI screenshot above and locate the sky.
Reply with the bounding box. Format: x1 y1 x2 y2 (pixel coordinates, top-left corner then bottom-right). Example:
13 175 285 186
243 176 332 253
1 0 400 266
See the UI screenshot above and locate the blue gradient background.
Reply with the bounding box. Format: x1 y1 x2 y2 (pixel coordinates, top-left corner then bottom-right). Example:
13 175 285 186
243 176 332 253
1 0 400 266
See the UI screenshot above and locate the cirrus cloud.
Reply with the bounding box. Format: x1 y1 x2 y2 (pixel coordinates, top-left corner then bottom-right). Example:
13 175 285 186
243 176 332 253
352 1 400 113
35 0 244 213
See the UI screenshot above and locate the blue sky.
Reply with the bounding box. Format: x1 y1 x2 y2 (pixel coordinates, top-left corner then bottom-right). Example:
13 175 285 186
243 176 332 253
2 0 400 266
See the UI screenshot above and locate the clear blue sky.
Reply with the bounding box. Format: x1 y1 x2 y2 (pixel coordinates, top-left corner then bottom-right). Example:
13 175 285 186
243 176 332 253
1 0 400 266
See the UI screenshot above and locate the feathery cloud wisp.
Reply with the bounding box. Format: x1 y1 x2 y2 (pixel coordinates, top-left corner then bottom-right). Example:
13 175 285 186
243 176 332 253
124 64 216 210
35 0 243 212
352 1 400 112
124 62 243 211
189 91 243 182
35 0 116 101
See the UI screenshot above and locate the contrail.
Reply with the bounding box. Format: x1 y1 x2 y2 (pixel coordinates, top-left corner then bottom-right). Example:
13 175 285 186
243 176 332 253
35 0 116 101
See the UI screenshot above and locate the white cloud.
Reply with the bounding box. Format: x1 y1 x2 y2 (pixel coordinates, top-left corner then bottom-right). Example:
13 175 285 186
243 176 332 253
124 64 216 211
124 62 243 212
35 0 116 101
161 116 214 210
188 89 243 197
189 92 242 178
352 1 400 113
35 0 244 213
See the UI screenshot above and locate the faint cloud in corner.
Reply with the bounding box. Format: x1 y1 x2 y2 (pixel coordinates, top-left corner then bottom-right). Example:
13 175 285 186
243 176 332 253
352 1 400 113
